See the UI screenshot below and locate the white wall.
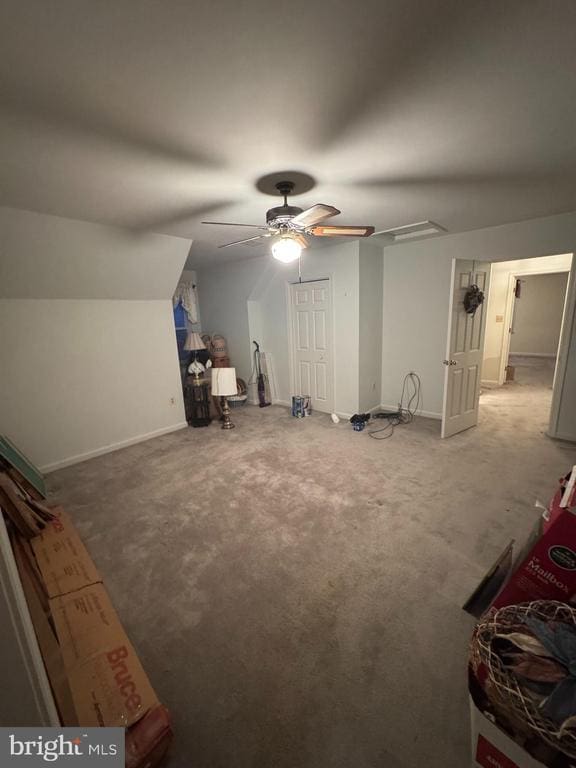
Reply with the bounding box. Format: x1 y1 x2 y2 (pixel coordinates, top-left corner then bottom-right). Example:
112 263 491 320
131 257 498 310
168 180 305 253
482 254 572 384
510 272 568 356
0 206 190 470
381 244 451 417
0 300 186 472
358 241 383 412
382 211 576 427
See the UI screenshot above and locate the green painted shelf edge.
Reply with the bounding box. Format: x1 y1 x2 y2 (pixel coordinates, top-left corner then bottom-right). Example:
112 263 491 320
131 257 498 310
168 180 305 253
0 435 46 498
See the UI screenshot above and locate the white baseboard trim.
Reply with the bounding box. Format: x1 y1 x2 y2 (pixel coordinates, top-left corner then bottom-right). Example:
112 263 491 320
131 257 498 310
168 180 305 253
481 379 500 389
379 403 442 421
40 421 189 474
509 352 556 359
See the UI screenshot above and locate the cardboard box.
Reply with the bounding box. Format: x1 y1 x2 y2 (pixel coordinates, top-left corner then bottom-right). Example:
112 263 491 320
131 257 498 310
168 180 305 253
468 669 574 768
492 478 576 610
470 696 548 768
11 533 78 726
31 508 101 598
9 507 173 767
50 583 159 729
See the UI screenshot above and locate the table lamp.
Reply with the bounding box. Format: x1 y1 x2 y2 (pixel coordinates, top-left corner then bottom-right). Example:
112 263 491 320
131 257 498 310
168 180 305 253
184 331 209 380
211 367 237 430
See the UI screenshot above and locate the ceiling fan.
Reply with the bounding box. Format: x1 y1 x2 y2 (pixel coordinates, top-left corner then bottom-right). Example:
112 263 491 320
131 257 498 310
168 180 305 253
202 181 375 263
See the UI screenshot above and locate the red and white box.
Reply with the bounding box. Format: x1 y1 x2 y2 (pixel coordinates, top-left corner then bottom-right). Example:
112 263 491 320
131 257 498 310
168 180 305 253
492 467 576 609
471 696 548 768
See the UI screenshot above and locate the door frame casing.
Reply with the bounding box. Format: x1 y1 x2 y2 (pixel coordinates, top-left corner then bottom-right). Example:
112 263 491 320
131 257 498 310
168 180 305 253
549 260 576 439
286 276 335 414
440 258 459 439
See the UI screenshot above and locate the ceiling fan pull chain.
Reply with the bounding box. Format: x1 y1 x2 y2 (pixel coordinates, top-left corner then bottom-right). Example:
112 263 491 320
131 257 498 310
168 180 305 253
298 253 302 283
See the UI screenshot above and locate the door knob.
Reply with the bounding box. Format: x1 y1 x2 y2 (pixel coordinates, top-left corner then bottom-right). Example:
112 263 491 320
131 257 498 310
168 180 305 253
443 360 458 366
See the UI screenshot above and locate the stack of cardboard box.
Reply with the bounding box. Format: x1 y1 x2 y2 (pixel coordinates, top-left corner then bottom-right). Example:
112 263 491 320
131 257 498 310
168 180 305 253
0 440 172 767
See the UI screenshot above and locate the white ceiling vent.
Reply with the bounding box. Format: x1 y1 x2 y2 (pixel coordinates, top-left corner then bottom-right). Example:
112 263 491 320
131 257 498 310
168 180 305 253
373 220 446 243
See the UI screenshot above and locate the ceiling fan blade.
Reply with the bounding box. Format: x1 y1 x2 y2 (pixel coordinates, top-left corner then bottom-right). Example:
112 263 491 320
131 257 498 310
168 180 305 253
218 234 267 249
202 221 269 230
294 233 309 248
308 225 375 237
290 204 340 228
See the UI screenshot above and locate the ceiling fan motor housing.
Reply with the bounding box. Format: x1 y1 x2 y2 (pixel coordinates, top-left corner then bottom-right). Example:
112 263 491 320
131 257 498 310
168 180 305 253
266 179 304 226
266 204 303 226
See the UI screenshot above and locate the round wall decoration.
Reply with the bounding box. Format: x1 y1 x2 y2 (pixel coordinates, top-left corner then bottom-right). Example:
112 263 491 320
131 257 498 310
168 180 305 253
463 284 484 315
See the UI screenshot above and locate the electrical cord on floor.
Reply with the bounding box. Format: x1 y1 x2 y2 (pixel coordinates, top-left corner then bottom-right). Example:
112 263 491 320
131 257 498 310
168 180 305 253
368 372 422 440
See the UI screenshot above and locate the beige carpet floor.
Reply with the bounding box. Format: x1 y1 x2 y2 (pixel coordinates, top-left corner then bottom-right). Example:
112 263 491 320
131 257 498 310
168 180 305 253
47 366 576 768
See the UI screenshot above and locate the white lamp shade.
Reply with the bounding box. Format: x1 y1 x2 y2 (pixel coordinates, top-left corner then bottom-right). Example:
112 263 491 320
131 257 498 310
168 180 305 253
211 367 237 396
184 331 207 351
271 237 302 263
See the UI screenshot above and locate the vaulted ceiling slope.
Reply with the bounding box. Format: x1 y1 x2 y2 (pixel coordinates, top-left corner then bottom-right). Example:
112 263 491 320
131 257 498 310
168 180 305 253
1 0 576 266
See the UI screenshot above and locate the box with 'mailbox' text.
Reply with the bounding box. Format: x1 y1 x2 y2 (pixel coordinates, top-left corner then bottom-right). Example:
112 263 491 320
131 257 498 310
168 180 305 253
492 474 576 610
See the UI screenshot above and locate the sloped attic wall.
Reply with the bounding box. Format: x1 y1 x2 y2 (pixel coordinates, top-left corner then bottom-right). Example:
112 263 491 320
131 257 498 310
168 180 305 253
0 206 190 470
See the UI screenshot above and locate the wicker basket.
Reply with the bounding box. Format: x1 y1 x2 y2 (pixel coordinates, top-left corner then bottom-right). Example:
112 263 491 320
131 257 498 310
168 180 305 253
227 394 247 409
471 600 576 757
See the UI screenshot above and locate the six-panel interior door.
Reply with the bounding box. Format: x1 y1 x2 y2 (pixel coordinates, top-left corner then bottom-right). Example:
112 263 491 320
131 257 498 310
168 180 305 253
441 260 491 439
290 279 334 413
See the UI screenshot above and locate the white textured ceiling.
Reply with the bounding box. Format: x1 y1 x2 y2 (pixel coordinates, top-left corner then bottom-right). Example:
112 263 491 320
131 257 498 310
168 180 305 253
1 0 576 266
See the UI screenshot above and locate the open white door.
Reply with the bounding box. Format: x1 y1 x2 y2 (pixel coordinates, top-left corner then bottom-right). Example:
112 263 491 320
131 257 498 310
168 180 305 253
441 260 491 438
289 279 334 413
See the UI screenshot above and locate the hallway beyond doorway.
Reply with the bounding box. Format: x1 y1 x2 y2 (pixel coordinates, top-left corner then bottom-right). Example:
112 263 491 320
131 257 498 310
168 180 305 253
508 354 555 388
479 355 556 435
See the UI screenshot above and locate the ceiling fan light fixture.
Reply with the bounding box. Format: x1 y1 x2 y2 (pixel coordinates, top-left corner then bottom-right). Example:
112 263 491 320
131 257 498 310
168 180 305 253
271 236 302 263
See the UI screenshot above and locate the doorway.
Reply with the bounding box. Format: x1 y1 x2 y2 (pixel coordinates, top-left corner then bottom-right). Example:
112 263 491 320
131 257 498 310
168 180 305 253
442 253 574 439
504 271 568 388
288 279 334 414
